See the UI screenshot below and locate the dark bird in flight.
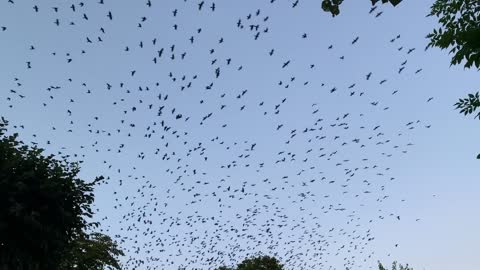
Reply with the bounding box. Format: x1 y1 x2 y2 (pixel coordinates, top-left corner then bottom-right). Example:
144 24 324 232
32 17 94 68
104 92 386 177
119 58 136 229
366 72 372 80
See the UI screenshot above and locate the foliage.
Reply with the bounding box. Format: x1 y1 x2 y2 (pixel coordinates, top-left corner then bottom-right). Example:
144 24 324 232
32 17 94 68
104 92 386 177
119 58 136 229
215 255 284 270
321 0 402 17
59 232 124 270
0 117 122 269
454 92 480 159
237 256 284 270
378 261 414 270
426 0 480 69
454 92 480 119
426 1 480 158
321 0 344 16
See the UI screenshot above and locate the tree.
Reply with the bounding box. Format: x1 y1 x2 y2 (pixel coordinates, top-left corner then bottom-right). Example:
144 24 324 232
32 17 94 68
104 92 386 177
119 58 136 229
426 0 480 69
237 256 283 270
59 232 124 270
454 92 480 118
378 261 414 270
321 0 402 17
0 117 123 270
454 92 480 159
215 255 284 270
427 0 480 141
426 0 480 157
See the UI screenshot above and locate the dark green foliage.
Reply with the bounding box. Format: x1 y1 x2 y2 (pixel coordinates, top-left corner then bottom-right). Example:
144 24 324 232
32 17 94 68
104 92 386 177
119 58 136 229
321 0 344 17
378 261 414 270
59 232 124 270
321 0 402 17
215 255 284 270
454 92 480 118
454 93 480 158
237 256 283 270
0 117 122 270
426 1 480 159
426 0 480 69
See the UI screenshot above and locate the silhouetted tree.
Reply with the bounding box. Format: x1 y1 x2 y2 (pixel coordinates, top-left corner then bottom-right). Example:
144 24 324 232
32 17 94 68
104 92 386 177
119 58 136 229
237 256 283 270
215 255 283 270
59 232 124 270
378 261 414 270
0 117 123 270
426 0 480 157
428 0 480 134
426 0 480 69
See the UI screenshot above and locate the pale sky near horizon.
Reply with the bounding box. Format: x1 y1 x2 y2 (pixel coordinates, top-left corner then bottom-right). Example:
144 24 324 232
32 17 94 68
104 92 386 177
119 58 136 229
0 0 479 269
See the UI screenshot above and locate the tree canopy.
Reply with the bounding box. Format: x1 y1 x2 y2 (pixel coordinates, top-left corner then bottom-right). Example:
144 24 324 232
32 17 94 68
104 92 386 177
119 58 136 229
378 261 414 270
59 232 124 270
426 0 480 69
428 0 480 134
426 0 480 157
215 255 284 270
215 257 413 270
0 117 123 270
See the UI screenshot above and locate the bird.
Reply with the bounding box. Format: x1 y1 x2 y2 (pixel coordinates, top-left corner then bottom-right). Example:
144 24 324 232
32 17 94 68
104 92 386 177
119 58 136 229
366 72 372 80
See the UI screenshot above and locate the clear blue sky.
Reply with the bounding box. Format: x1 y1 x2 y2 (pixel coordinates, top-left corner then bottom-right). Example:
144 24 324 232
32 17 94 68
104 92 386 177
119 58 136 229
1 0 479 269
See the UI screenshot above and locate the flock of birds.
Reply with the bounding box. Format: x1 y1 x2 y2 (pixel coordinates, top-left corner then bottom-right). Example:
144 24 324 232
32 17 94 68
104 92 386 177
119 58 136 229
0 0 435 269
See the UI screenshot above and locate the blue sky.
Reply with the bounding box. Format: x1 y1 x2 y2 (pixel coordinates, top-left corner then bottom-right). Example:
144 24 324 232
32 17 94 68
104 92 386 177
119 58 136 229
1 0 479 269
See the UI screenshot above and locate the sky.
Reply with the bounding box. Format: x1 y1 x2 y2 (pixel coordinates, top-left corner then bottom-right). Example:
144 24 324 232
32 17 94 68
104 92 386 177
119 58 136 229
0 0 479 269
